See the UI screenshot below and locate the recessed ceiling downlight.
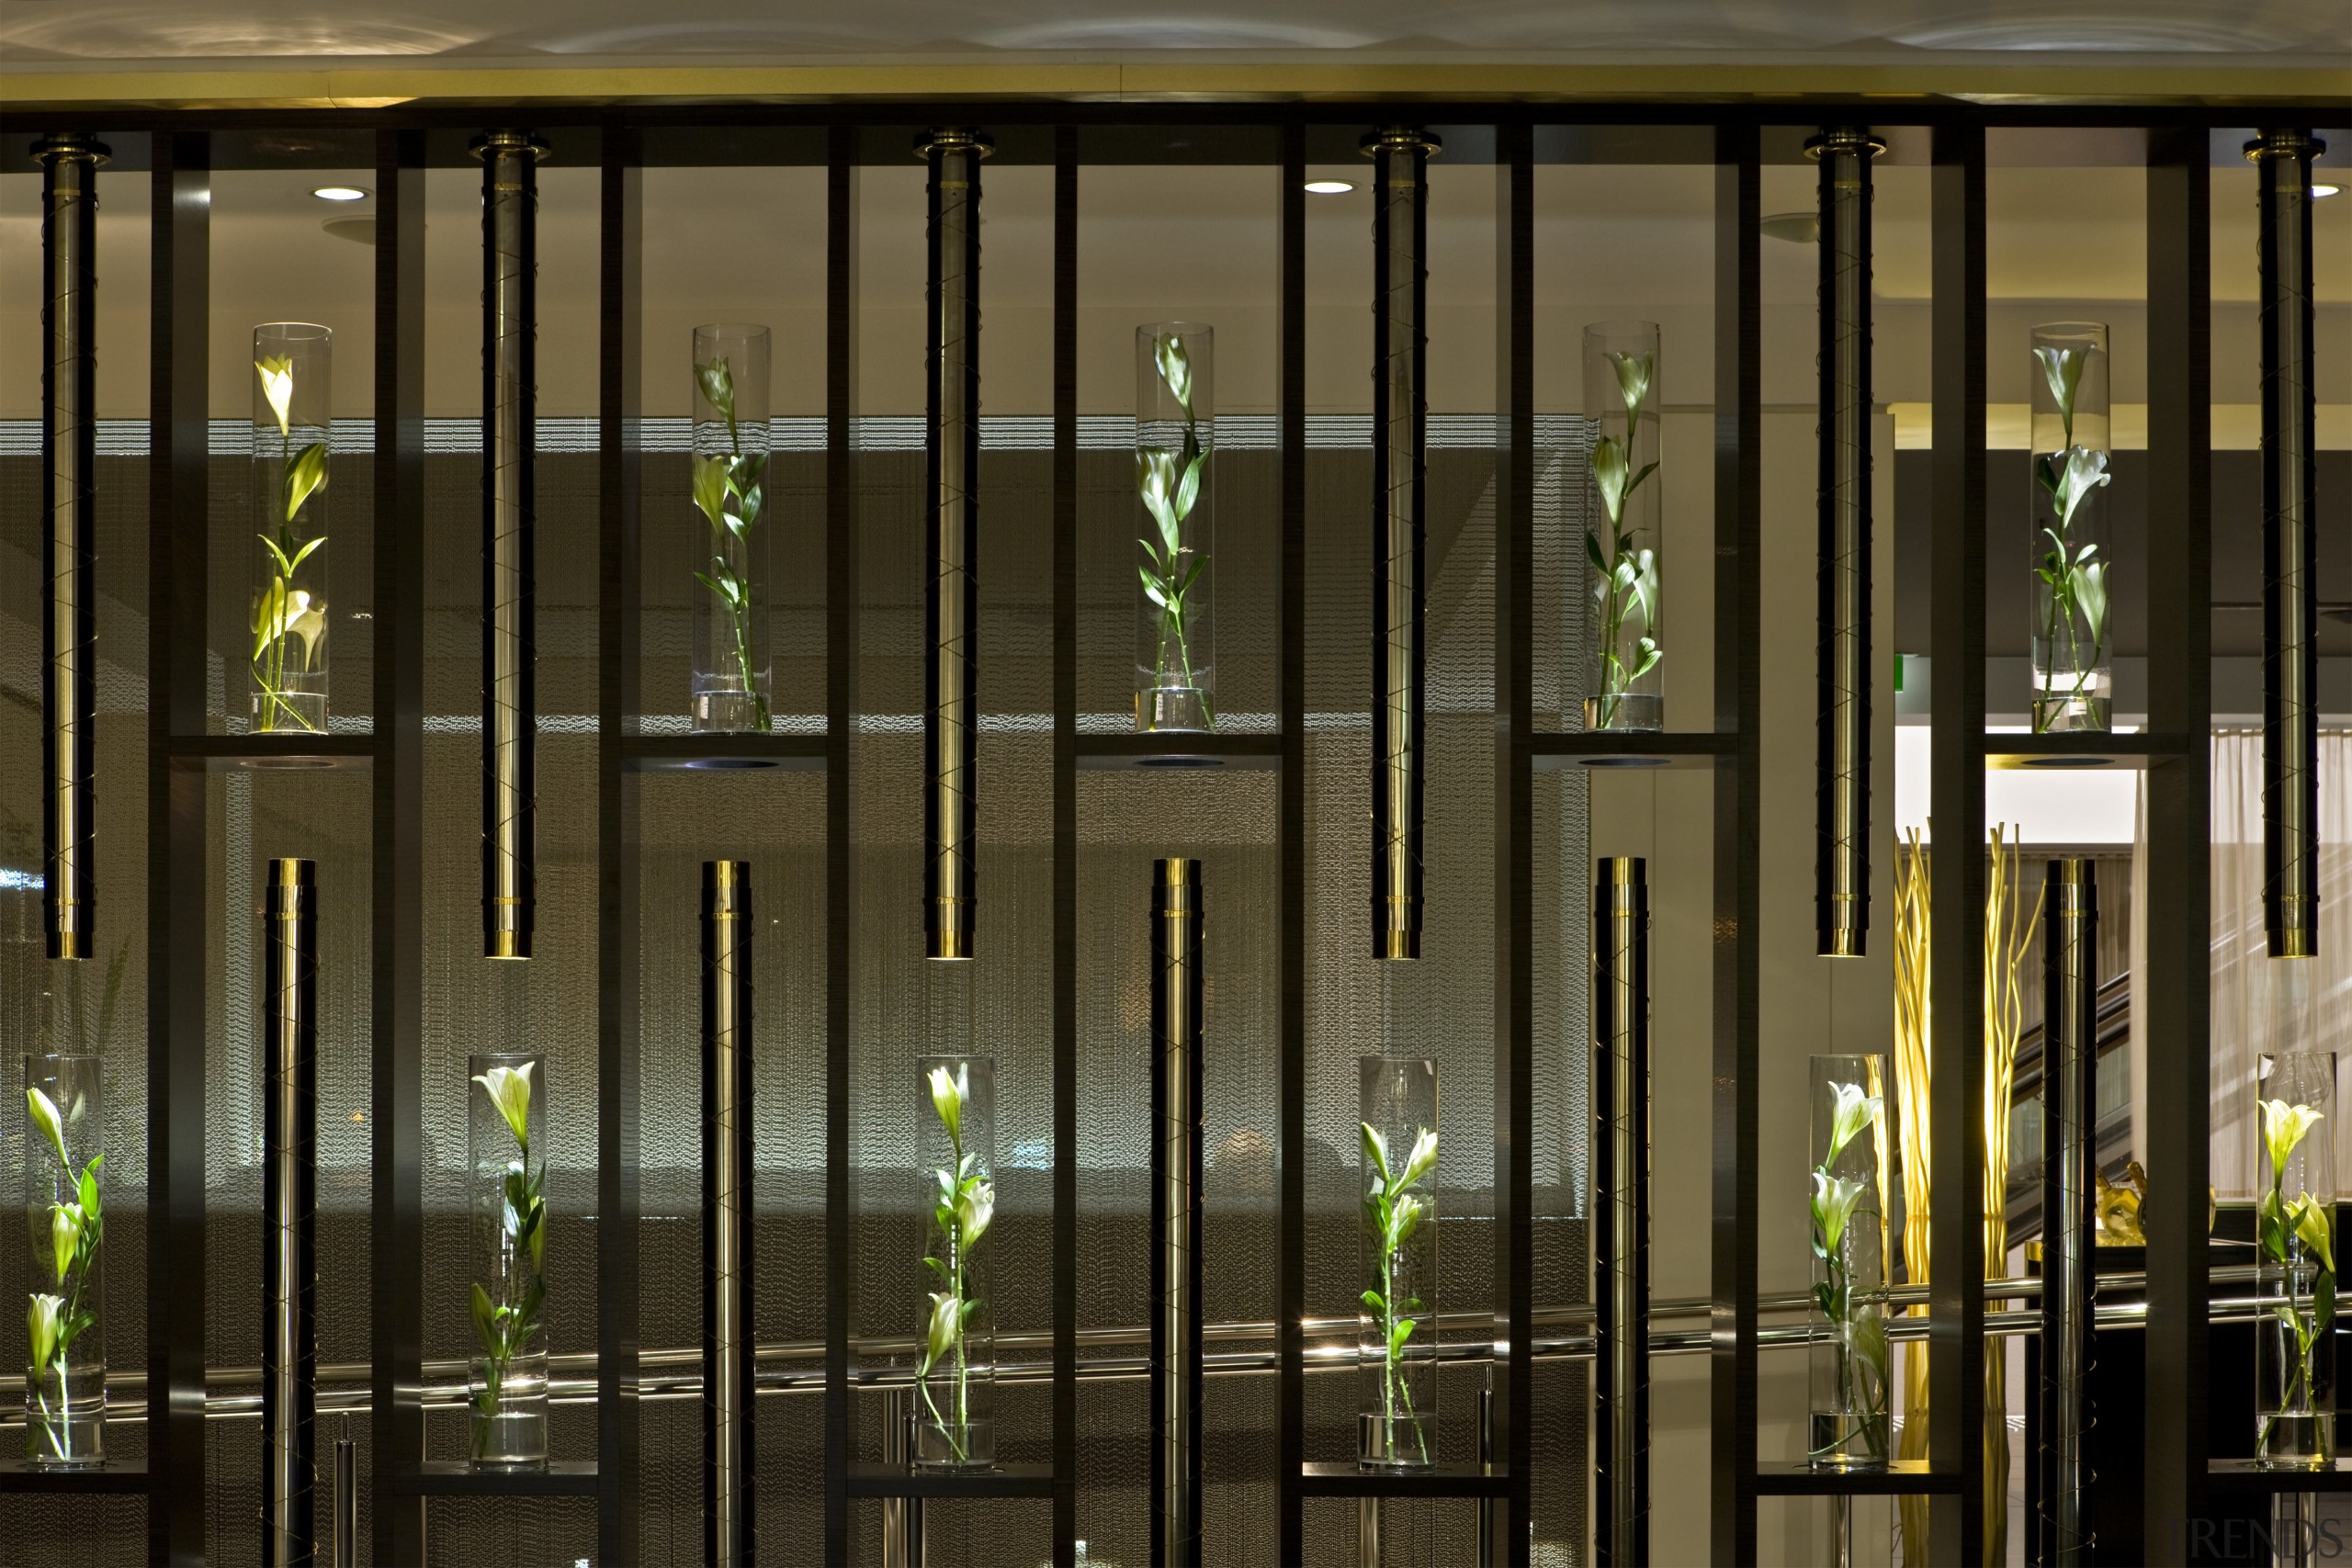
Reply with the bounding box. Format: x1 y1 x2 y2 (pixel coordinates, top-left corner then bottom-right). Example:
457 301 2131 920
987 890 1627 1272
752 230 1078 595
1304 179 1355 195
311 186 369 202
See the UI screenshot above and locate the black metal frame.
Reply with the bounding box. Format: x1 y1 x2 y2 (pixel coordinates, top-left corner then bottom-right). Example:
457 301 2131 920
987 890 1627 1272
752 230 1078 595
1 92 2332 1565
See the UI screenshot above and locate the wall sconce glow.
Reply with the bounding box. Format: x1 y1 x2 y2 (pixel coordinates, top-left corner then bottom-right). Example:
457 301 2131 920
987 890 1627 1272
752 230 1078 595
311 186 369 202
2312 184 2343 198
1304 180 1355 195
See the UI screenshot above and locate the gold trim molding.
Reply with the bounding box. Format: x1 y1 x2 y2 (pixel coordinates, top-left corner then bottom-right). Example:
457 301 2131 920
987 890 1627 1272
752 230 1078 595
2 59 2348 112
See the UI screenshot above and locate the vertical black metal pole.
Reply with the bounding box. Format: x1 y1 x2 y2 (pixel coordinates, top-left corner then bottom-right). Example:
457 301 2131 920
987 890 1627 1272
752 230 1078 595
823 123 860 1564
2041 861 2098 1566
2252 129 2324 959
264 859 320 1568
920 126 988 963
1276 117 1308 1566
704 862 754 1567
370 125 427 1566
1051 122 1081 1568
1151 859 1204 1567
1493 117 1537 1568
479 128 544 962
148 127 211 1564
1928 119 1989 1564
36 131 103 964
1813 125 1881 961
1594 857 1650 1567
1367 126 1438 962
2143 125 2213 1568
1709 118 1763 1568
597 127 645 1567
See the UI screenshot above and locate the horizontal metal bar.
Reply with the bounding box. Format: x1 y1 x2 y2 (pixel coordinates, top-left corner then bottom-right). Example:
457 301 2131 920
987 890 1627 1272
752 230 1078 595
22 1278 2269 1428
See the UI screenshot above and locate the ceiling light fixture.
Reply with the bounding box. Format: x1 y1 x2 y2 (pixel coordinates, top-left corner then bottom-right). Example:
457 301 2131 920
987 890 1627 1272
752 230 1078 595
2313 183 2343 198
1760 210 1819 244
311 186 369 202
1304 179 1354 195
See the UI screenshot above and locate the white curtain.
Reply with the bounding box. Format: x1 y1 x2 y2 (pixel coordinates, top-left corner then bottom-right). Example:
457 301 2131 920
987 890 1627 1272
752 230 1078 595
2207 730 2352 1198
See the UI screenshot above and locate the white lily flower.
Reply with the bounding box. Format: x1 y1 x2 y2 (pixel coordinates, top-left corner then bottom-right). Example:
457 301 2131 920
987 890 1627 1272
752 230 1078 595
472 1061 537 1157
49 1203 81 1286
26 1087 68 1168
27 1293 64 1371
2262 1098 2325 1187
255 355 296 439
1824 1081 1883 1168
957 1179 995 1251
1396 1127 1439 1191
928 1064 967 1150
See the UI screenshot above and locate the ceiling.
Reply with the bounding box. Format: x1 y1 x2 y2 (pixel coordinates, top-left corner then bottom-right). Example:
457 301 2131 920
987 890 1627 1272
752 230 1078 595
1 0 2346 68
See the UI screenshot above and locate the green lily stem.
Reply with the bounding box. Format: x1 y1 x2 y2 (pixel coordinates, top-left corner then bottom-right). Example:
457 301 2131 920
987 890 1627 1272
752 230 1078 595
926 1119 973 1462
1145 385 1215 730
714 421 770 733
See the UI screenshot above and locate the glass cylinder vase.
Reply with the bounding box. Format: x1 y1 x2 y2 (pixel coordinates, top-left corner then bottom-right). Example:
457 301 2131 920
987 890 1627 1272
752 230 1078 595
915 1054 996 1468
2256 1050 2337 1468
468 1051 548 1469
1135 323 1217 734
23 1052 104 1469
251 322 332 735
1582 321 1663 732
691 324 774 734
1359 1055 1438 1468
1807 1054 1888 1470
2028 321 2112 734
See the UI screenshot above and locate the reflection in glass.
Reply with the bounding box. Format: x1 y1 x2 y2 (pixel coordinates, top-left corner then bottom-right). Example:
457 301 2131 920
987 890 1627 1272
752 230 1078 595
691 325 774 733
2028 322 2113 734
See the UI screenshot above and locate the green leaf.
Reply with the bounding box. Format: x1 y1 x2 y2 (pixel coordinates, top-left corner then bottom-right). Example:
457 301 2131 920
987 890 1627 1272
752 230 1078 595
1362 1289 1385 1314
1632 637 1662 681
1174 452 1204 525
77 1159 100 1225
2321 1271 2338 1338
1139 565 1169 610
282 442 330 524
470 1281 499 1352
1387 1315 1416 1359
1623 460 1658 501
1585 530 1609 578
2260 1188 2290 1263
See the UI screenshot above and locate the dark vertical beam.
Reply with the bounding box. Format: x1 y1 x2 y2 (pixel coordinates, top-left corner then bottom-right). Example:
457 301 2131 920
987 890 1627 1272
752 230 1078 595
2142 124 2212 1567
147 127 209 1568
1491 118 1536 1568
1050 123 1080 1568
369 125 426 1568
1927 119 1989 1565
1708 118 1761 1568
596 127 644 1568
1275 117 1308 1567
823 123 860 1565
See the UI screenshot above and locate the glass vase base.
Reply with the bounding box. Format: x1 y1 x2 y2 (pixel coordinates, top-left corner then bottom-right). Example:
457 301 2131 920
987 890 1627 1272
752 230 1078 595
2031 694 2110 734
1358 1411 1435 1471
469 1409 548 1471
692 689 771 734
1807 1412 1890 1472
23 1421 105 1471
2258 1413 2336 1469
1136 686 1212 734
251 691 328 735
912 1415 994 1470
1582 694 1662 733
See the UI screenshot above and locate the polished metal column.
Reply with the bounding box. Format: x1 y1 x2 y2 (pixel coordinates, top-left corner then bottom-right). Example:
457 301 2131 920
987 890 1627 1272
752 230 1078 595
703 861 754 1566
1811 126 1882 959
263 859 319 1566
2251 130 2325 958
882 1389 923 1567
2041 860 2098 1565
331 1434 356 1568
1151 858 1204 1565
1593 857 1649 1565
36 132 106 962
919 127 989 962
475 130 546 961
1365 126 1439 962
